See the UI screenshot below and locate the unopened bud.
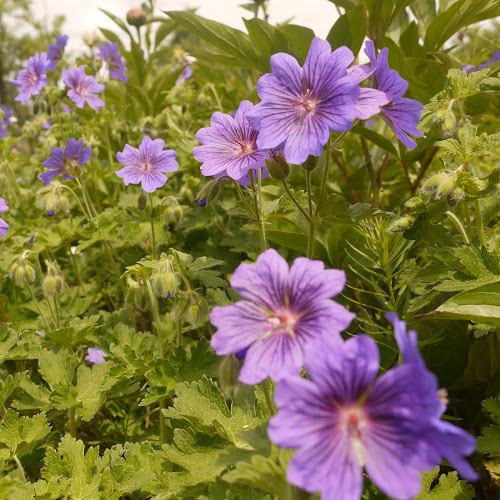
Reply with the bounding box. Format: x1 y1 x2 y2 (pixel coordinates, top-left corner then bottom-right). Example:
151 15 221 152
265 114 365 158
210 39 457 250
173 206 182 224
127 6 147 27
443 115 456 133
388 216 414 232
14 266 26 285
187 303 199 325
180 185 193 201
95 57 103 70
218 354 242 398
25 264 35 281
137 192 147 211
197 179 220 205
437 173 457 197
302 155 318 172
265 154 290 181
423 172 447 189
60 195 70 213
44 276 56 295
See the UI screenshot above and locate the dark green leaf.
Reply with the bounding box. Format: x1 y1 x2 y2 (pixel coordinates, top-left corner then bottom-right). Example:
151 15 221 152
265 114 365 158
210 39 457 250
327 4 367 55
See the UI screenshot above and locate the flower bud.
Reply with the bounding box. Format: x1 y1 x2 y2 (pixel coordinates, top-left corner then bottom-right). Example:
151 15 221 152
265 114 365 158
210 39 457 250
218 354 242 398
59 195 70 213
423 172 447 189
25 264 36 282
388 216 414 232
180 184 193 201
265 154 290 181
127 6 147 27
302 155 318 172
137 192 147 211
95 57 103 70
173 206 182 224
437 172 457 197
14 266 26 285
43 276 56 295
186 303 199 325
197 179 221 205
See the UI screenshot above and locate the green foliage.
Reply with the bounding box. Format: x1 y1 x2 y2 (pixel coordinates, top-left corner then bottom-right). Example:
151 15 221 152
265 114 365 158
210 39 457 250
415 467 475 500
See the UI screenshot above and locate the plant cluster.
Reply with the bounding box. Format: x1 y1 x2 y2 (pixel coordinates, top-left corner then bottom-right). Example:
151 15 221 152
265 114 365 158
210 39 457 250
0 0 499 499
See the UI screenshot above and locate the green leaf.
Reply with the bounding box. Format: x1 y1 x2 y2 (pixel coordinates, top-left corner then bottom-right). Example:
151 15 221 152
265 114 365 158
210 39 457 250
281 25 315 64
243 18 290 61
448 68 491 97
165 11 266 71
352 125 399 156
424 0 500 51
436 123 500 163
415 467 475 500
45 315 100 348
154 19 177 48
99 8 133 38
478 399 500 456
163 376 260 444
433 281 500 327
326 4 367 56
0 410 50 460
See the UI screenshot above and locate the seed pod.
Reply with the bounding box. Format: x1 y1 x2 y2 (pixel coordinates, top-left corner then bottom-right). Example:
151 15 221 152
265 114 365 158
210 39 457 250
437 173 457 197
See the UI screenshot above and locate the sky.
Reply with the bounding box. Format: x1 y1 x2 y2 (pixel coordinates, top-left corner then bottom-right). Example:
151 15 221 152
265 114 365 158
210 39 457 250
32 0 340 51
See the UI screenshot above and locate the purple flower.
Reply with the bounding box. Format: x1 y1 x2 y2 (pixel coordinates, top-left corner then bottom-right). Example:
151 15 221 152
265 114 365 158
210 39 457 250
47 35 69 71
246 38 360 165
98 41 128 82
11 52 49 105
175 65 193 85
210 248 354 385
388 313 478 482
479 50 500 70
460 64 477 75
353 41 425 149
0 197 9 236
62 66 105 111
268 320 477 500
42 121 52 130
115 136 179 193
85 348 107 365
198 198 207 207
40 138 92 185
194 100 270 181
0 105 14 138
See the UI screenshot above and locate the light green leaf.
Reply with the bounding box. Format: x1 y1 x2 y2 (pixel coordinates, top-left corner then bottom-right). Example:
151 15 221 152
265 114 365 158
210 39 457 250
326 4 367 55
0 410 51 460
415 467 475 499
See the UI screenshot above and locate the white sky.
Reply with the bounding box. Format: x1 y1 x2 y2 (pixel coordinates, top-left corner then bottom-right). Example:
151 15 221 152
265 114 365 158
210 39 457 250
33 0 339 52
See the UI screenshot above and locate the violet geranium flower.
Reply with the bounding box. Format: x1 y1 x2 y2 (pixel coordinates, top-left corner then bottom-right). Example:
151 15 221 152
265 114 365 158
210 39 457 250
194 100 270 181
268 322 477 500
246 38 360 165
0 197 9 236
0 105 14 138
353 41 425 149
175 65 193 85
210 248 354 384
388 313 478 481
98 41 128 82
40 138 92 185
47 35 69 71
12 52 49 105
62 66 105 111
115 136 179 193
85 348 107 365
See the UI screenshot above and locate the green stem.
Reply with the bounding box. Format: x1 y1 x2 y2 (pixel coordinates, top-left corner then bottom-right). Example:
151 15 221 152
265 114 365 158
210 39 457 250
78 179 98 218
361 138 379 207
176 320 183 347
13 455 26 482
232 179 255 216
475 200 486 246
146 279 166 445
250 170 266 252
305 168 315 259
281 181 310 220
60 185 91 222
69 406 76 437
53 296 60 328
45 295 57 328
24 281 50 330
314 139 332 217
69 249 87 293
261 379 275 416
54 106 66 143
208 83 223 111
445 211 470 244
149 194 158 259
464 202 473 236
330 151 360 203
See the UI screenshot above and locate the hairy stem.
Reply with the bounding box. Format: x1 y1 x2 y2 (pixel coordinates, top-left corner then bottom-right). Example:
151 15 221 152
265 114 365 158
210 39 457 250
146 279 166 445
149 194 158 259
445 211 470 244
282 180 310 220
24 281 50 330
475 200 486 246
250 170 266 252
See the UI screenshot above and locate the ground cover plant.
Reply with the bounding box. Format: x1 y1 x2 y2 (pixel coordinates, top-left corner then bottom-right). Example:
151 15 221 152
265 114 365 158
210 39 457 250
0 0 499 498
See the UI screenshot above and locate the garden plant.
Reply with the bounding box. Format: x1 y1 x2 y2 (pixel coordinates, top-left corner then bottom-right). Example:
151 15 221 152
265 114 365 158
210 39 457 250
0 0 500 498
